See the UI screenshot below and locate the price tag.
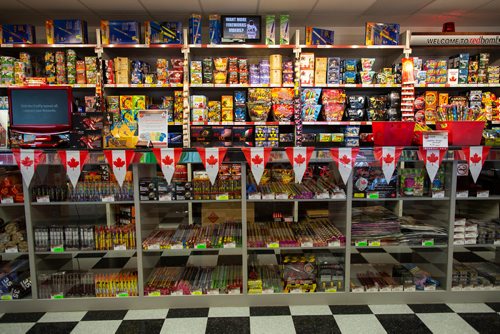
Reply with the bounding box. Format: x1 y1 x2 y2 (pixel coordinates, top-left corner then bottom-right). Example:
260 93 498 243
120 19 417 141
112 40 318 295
316 192 330 199
148 244 161 250
262 288 274 294
275 193 289 200
366 286 378 292
223 242 236 249
451 286 463 291
148 291 161 297
114 244 127 251
456 191 469 198
463 285 474 291
424 284 436 291
37 196 50 203
207 289 220 295
51 294 64 299
352 286 364 293
423 131 448 149
267 242 279 248
159 194 174 201
1 294 12 300
325 288 337 293
422 239 434 246
262 194 275 200
191 290 203 295
301 242 313 248
355 240 368 247
228 289 241 295
5 246 18 253
477 190 489 198
369 240 381 247
494 240 500 245
171 244 183 250
51 246 64 253
380 286 391 292
328 241 341 247
1 197 14 204
432 191 445 198
290 288 302 293
404 285 416 292
116 292 129 298
101 195 115 202
391 285 404 292
171 290 183 296
196 243 207 249
216 194 229 200
367 193 380 199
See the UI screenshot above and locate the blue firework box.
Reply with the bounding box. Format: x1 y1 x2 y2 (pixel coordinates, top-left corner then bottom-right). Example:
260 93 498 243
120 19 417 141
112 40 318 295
0 24 36 44
145 21 182 44
101 20 140 44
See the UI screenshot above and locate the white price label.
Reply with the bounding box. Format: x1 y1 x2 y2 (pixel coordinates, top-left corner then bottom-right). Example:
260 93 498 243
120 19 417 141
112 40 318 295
423 131 448 149
223 242 236 249
301 242 313 248
328 241 341 247
37 196 50 203
262 288 274 294
101 195 115 202
432 191 445 198
1 197 14 204
477 190 489 198
207 289 220 295
404 285 416 292
228 289 241 295
114 244 127 251
171 290 183 296
5 247 18 253
456 191 469 198
148 244 160 250
170 244 183 250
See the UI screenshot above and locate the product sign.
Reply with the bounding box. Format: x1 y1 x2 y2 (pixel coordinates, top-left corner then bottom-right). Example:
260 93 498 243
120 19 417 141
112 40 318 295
12 149 44 187
462 146 491 183
285 147 315 184
152 148 183 184
417 148 447 182
410 34 500 46
103 150 135 187
422 131 448 149
58 150 89 188
196 148 228 185
373 147 403 184
242 147 272 185
137 110 168 146
330 148 359 185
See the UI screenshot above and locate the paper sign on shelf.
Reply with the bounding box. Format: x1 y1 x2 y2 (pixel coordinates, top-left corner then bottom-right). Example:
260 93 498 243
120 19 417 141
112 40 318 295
152 148 183 184
417 148 447 182
58 150 89 188
103 150 135 187
285 147 315 183
462 146 491 183
196 148 227 185
330 148 359 185
241 147 272 185
422 131 448 149
12 149 44 186
373 147 403 183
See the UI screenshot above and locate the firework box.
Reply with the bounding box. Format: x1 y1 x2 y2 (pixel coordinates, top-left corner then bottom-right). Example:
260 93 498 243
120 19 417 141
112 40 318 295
101 20 140 44
145 21 182 44
0 24 36 44
46 19 88 44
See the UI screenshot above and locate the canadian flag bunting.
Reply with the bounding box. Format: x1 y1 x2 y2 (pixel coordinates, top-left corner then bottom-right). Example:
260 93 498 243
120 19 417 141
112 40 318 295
58 150 89 188
153 148 183 184
330 148 360 185
417 148 447 182
104 150 135 187
285 147 315 184
242 147 272 185
462 146 491 183
197 148 227 185
374 147 403 184
12 149 44 186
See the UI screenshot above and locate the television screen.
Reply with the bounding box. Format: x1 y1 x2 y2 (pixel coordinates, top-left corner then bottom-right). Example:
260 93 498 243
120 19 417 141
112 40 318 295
222 16 261 42
8 87 72 133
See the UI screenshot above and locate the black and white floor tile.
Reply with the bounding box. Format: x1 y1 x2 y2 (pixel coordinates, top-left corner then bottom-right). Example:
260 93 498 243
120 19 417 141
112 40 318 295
0 303 499 334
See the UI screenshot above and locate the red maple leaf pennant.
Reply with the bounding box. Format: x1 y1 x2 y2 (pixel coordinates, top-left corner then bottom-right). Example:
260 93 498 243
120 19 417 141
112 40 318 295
113 157 125 169
162 155 174 166
67 157 79 169
339 154 351 165
207 155 218 166
427 153 439 163
383 153 394 164
470 153 482 164
21 156 33 168
252 154 263 165
294 154 305 165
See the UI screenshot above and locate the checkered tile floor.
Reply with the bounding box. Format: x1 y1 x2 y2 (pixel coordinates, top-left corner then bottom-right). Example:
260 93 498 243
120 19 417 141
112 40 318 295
0 303 499 334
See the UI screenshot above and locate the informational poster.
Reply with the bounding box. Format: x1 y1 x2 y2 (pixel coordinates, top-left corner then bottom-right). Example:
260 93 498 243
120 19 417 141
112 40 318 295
137 110 168 147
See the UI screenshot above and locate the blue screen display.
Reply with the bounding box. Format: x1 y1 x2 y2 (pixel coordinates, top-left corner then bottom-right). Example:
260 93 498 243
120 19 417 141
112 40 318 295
10 89 70 126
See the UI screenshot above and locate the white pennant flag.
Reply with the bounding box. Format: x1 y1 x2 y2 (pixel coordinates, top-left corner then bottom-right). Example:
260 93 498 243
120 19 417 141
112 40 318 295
153 148 183 184
197 148 227 185
12 149 44 187
374 147 403 184
285 147 314 184
58 150 89 188
242 147 272 185
330 148 359 185
418 148 447 182
463 146 491 183
104 150 135 187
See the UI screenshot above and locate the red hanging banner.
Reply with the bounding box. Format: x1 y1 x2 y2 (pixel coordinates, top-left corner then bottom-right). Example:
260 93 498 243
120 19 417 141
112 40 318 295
285 147 315 183
417 148 447 182
373 147 403 183
241 147 272 185
152 148 183 184
196 148 228 185
330 148 360 185
103 150 135 187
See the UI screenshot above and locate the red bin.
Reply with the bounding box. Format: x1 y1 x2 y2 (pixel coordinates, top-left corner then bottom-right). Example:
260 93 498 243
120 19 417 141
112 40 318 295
372 121 415 146
435 121 485 146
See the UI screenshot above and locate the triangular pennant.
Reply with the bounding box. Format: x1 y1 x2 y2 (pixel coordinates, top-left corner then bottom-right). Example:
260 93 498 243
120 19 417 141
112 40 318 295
417 148 447 182
196 148 227 185
153 148 183 184
374 147 403 183
330 148 360 185
103 150 135 187
58 150 89 188
462 146 491 183
285 147 315 183
242 147 272 185
12 149 44 186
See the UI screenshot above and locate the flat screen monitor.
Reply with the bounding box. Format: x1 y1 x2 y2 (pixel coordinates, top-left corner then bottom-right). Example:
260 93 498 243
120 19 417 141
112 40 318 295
221 15 261 42
8 86 73 133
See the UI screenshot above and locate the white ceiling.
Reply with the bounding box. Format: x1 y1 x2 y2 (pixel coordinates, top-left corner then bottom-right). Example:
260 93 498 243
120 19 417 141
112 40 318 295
1 0 499 27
